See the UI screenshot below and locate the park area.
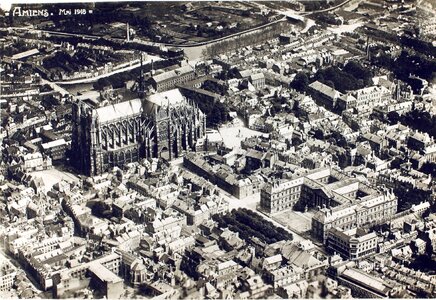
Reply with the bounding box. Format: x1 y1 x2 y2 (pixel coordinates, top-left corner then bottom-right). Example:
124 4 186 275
132 2 275 44
33 2 276 45
212 208 293 244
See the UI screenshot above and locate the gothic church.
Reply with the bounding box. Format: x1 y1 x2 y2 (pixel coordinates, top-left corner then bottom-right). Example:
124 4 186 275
71 88 206 176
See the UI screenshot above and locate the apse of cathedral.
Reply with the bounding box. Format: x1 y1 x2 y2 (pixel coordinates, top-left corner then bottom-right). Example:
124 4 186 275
71 86 206 176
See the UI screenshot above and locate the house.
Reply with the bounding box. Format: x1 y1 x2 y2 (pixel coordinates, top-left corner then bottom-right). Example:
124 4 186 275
308 81 342 110
281 242 327 280
249 73 265 90
118 250 149 287
0 252 17 292
88 262 124 299
326 227 378 260
41 139 68 161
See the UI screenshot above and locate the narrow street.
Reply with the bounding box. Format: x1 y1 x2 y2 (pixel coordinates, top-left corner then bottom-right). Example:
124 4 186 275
0 244 43 296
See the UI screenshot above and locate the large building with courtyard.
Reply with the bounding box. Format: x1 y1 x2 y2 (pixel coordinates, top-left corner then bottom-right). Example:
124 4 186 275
260 167 398 242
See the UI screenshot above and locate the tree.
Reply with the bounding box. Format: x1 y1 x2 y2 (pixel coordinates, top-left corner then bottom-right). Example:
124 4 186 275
208 102 229 127
292 136 303 147
409 254 436 274
394 184 432 213
400 109 436 139
291 72 309 93
330 131 347 148
343 60 372 86
387 111 400 124
390 157 405 169
202 80 227 96
314 128 324 140
324 80 335 89
314 61 373 93
420 162 436 177
94 78 113 90
92 201 111 218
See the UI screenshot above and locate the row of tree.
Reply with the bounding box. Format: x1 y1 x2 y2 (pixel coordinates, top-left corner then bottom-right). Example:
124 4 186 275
313 13 342 25
212 208 293 244
202 21 293 58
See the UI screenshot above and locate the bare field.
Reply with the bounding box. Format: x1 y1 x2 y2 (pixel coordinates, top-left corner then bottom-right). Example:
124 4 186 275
272 210 314 235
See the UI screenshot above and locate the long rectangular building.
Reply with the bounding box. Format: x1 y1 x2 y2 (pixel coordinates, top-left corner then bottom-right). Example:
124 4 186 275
337 267 393 298
151 65 195 92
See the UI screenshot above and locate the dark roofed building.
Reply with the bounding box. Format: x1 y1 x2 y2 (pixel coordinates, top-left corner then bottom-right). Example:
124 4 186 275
308 81 342 110
151 65 195 92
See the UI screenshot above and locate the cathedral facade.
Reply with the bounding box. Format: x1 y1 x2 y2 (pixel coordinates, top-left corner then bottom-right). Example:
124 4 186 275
71 89 206 176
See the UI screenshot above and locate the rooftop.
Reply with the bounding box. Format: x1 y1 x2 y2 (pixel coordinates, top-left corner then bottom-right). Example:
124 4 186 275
95 99 142 123
11 48 40 60
341 268 392 296
88 262 123 283
309 81 342 100
41 139 67 149
147 88 185 107
251 73 265 81
152 65 194 84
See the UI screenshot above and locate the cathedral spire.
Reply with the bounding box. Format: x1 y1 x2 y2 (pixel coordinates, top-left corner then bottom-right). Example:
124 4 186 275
138 53 145 99
166 96 170 115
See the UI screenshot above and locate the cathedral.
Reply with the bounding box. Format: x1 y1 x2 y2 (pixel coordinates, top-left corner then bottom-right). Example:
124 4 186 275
71 88 206 176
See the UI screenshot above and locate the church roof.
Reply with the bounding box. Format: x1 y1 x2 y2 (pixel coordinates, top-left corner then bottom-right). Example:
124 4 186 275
96 99 142 123
147 89 185 107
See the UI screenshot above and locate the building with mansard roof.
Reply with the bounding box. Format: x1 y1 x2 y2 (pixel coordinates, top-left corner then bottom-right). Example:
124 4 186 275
71 88 206 176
